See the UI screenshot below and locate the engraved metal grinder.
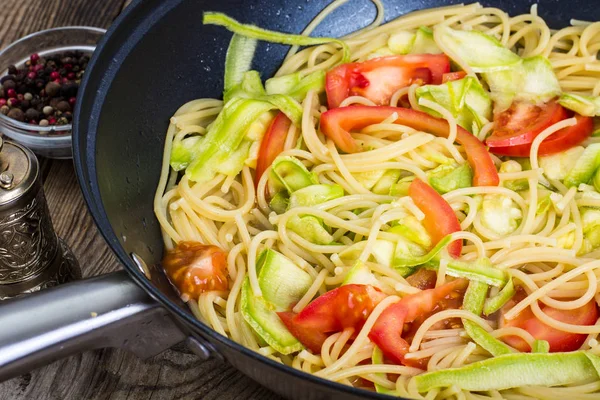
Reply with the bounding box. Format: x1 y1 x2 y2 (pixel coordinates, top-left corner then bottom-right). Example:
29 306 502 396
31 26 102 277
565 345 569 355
0 137 80 300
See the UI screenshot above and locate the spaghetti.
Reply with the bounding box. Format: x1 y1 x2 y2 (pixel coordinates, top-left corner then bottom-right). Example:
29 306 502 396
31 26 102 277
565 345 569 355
155 2 600 398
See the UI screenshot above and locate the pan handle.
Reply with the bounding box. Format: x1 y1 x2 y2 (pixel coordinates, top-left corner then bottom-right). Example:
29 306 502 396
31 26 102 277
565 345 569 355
0 270 187 381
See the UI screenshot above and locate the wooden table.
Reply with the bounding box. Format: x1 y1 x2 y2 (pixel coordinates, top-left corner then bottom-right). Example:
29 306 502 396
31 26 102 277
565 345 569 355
0 1 278 398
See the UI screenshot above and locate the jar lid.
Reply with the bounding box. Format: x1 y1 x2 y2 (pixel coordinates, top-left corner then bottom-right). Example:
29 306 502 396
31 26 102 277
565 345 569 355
0 137 39 206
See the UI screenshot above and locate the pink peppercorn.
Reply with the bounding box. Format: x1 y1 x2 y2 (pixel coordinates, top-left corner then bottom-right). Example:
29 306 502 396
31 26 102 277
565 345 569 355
30 53 40 64
0 99 6 106
27 71 37 79
50 71 60 80
6 88 16 98
68 97 76 106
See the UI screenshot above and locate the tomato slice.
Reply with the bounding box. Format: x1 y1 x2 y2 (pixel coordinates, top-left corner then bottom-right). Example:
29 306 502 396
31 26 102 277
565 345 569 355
325 54 450 108
369 279 468 366
162 242 228 300
277 284 387 353
488 114 594 157
409 178 462 258
255 112 291 186
501 290 598 352
320 105 499 186
442 71 467 83
486 101 568 148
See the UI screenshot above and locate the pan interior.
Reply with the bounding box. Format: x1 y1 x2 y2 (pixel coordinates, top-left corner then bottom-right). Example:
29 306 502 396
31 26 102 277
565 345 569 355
74 0 599 393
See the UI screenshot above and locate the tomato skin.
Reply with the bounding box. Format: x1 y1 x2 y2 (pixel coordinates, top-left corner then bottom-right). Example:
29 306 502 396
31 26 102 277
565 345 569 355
320 105 499 186
487 101 568 148
409 178 462 258
489 114 594 157
405 269 437 290
162 242 228 300
325 54 450 108
442 71 467 83
369 279 467 366
278 284 387 353
501 292 598 352
255 112 291 186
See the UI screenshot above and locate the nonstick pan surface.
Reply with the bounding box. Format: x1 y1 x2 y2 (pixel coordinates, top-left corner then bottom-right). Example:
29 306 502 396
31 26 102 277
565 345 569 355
73 0 600 398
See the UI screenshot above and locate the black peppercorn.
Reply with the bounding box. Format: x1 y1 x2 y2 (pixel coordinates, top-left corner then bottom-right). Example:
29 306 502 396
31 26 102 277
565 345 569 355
61 82 78 98
7 65 17 75
49 98 62 108
45 81 60 97
2 80 15 90
7 108 24 121
21 100 31 109
24 108 40 121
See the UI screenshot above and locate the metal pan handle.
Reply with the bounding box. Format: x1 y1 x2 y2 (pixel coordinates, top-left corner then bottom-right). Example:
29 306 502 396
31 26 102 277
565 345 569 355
0 270 187 381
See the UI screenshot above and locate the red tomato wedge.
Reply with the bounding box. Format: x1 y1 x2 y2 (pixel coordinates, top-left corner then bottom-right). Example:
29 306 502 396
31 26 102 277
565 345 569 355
369 279 468 367
278 284 387 353
409 178 462 258
501 291 598 352
255 112 292 186
442 71 467 83
488 113 594 157
320 106 499 186
162 242 228 301
325 54 450 108
487 101 568 148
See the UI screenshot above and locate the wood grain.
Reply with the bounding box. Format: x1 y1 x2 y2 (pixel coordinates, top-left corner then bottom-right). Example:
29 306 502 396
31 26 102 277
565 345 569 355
0 1 280 399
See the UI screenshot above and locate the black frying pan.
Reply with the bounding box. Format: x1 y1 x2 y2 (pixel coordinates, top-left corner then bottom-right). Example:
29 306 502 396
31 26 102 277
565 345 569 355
0 0 598 399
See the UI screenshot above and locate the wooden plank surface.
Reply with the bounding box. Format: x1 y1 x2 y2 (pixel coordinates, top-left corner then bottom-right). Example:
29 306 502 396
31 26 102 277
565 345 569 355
0 1 279 399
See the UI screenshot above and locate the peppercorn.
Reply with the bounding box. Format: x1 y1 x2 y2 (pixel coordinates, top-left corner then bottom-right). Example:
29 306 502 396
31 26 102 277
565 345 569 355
21 100 31 109
61 82 78 98
6 88 16 98
56 100 71 113
7 65 17 75
0 105 9 115
24 108 40 121
0 99 6 107
45 81 60 97
57 116 68 125
39 119 49 127
7 108 24 121
24 92 33 101
7 98 20 107
2 80 15 90
43 105 54 115
64 111 73 121
49 98 62 108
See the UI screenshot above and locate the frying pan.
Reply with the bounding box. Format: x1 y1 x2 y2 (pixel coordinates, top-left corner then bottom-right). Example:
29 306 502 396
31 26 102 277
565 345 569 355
0 0 598 398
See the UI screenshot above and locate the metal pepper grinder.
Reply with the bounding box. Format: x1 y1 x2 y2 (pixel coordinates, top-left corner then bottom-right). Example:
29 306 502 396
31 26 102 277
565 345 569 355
0 137 80 300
